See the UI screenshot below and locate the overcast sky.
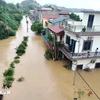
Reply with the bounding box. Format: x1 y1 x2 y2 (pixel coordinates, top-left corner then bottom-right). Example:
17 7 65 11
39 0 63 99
5 0 100 10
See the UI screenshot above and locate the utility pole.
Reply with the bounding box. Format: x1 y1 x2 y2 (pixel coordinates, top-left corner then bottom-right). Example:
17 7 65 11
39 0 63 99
73 32 82 85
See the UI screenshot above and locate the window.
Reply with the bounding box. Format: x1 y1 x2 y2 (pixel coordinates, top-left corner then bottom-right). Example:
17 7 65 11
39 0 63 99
66 35 70 45
83 40 92 51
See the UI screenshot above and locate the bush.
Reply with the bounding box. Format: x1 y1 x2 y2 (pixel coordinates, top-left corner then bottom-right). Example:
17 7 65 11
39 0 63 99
16 49 25 56
10 62 15 68
3 68 14 77
3 79 12 87
13 59 20 64
0 22 16 40
6 28 16 36
17 76 25 82
47 33 54 43
31 22 43 34
16 43 26 56
5 76 14 82
23 36 28 41
14 56 20 59
22 40 27 47
44 49 52 60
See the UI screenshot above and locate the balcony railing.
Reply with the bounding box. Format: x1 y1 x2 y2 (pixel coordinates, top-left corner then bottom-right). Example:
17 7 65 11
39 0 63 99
61 24 100 33
59 45 100 60
71 52 100 59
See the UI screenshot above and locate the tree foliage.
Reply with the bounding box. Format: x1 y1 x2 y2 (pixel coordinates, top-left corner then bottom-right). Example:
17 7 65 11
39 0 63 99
20 0 40 14
70 13 82 21
0 1 23 40
31 22 43 34
3 68 14 77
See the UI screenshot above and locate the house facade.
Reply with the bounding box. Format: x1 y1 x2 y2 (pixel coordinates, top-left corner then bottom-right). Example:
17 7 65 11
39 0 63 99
38 7 69 28
41 10 100 70
59 11 100 70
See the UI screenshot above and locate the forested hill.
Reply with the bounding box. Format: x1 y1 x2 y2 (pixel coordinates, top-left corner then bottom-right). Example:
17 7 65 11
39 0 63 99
20 0 41 14
0 0 23 40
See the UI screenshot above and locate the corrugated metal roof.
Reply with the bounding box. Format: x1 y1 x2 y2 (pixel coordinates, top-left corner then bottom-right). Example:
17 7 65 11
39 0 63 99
49 17 73 24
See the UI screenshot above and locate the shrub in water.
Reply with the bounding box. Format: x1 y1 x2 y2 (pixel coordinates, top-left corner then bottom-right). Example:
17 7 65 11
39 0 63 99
13 59 20 64
14 56 20 59
5 76 14 82
3 68 14 77
22 40 27 47
44 49 52 60
17 76 25 82
23 36 28 41
10 62 15 68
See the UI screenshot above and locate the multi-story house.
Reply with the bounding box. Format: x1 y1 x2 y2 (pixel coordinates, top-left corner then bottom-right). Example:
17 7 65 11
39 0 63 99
42 10 100 70
59 10 100 70
38 7 69 28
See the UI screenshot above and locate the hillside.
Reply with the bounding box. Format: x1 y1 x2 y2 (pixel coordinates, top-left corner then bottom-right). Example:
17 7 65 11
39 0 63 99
0 0 23 40
43 4 94 12
20 0 41 14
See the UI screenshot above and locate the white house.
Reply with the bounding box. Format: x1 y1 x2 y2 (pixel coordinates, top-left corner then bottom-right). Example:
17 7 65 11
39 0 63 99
59 11 100 70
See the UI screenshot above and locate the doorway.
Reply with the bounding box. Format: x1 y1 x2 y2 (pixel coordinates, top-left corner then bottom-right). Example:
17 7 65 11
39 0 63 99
87 14 94 28
95 63 100 68
77 64 83 70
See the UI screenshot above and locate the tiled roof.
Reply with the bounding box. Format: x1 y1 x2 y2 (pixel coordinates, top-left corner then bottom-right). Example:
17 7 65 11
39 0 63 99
59 12 69 15
49 24 64 35
42 14 60 19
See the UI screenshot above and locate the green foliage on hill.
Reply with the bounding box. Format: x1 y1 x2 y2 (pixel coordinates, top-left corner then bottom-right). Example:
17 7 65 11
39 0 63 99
0 0 23 40
20 0 40 14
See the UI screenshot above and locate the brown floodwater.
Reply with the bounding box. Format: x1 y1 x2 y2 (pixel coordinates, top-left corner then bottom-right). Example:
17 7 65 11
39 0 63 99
0 16 99 100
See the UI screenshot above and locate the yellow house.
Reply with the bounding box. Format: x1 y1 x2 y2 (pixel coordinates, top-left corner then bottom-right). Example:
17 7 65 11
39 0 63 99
41 14 60 28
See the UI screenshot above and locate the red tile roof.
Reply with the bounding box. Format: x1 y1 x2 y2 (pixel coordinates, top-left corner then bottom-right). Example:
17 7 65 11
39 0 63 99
59 12 69 15
49 24 64 35
42 14 60 19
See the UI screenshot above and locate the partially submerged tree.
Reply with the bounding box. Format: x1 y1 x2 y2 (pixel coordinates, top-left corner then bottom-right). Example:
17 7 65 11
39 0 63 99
31 22 43 34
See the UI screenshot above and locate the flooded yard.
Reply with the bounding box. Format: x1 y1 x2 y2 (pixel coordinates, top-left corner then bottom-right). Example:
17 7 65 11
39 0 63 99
0 16 99 100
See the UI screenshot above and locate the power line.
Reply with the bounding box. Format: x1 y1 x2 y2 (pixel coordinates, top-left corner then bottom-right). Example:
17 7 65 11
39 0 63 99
77 70 100 100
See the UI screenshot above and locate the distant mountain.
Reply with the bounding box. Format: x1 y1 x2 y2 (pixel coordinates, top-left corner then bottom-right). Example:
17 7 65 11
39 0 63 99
20 0 41 14
43 4 94 12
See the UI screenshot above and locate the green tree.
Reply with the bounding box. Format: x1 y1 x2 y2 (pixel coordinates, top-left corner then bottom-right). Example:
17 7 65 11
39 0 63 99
3 68 14 77
70 13 82 21
31 22 43 34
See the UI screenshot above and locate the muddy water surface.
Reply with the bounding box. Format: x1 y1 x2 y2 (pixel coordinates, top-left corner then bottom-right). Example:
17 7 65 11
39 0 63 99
0 16 98 100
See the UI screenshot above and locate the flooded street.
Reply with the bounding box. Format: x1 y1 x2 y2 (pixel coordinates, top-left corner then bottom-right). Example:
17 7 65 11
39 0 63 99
0 16 99 100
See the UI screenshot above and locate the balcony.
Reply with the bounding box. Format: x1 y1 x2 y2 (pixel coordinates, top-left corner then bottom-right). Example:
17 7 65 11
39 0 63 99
60 21 100 33
59 45 100 60
71 52 100 59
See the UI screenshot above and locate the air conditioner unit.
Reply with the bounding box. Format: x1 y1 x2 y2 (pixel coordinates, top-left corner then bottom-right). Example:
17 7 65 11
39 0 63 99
87 37 93 40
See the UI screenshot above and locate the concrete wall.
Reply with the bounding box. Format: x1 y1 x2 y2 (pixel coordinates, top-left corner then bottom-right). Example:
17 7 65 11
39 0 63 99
75 36 100 53
72 58 100 70
42 18 52 28
63 31 100 53
82 13 100 26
